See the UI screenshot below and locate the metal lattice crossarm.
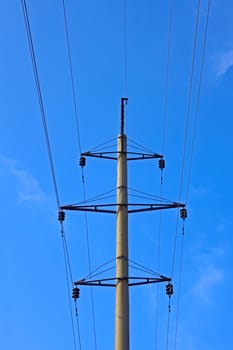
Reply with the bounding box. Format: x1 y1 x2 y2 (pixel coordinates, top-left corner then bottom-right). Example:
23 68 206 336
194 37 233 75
60 202 185 214
74 275 171 288
81 150 163 161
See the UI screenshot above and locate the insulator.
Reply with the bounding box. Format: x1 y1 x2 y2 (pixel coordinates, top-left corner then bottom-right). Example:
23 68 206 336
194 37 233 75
180 208 187 219
72 287 80 300
58 210 65 222
166 283 174 297
79 156 86 167
159 158 165 170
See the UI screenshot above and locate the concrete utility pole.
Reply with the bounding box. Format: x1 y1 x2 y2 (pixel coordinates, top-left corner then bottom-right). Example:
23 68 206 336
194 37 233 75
115 97 129 350
61 97 186 350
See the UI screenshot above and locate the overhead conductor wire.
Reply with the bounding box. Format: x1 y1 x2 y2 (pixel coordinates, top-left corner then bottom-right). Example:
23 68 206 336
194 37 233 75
62 0 81 154
174 2 211 350
170 0 201 281
169 3 202 350
21 1 80 349
185 0 211 205
62 1 98 349
161 0 173 156
154 1 173 350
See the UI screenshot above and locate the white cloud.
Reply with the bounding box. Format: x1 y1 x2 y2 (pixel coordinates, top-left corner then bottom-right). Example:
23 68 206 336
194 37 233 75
216 219 232 233
11 168 47 202
214 49 233 77
188 242 226 305
192 186 209 196
0 153 47 204
192 262 223 303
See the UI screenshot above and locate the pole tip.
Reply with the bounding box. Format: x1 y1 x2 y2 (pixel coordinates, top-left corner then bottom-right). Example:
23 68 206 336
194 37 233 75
120 98 128 135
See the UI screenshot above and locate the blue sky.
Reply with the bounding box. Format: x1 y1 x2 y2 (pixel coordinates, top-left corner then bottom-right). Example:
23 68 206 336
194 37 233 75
1 1 233 349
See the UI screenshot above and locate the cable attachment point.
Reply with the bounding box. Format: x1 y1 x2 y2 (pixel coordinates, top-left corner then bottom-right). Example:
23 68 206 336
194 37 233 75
166 282 173 313
180 208 187 220
158 158 165 170
166 282 174 297
159 158 165 184
72 287 80 300
58 210 65 222
79 156 86 167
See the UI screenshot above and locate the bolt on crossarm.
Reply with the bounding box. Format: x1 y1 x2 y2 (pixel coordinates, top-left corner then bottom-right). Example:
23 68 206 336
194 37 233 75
115 97 129 350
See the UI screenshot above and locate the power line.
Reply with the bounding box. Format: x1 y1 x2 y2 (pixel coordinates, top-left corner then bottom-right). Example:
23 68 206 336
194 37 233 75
21 1 81 349
185 0 211 204
82 181 98 350
159 1 202 348
61 2 98 346
165 309 171 350
155 3 174 345
178 0 201 203
74 301 82 350
169 1 201 348
21 0 60 209
60 1 99 347
174 224 185 350
170 0 201 279
161 0 173 155
61 223 74 283
62 233 79 350
178 0 201 204
174 2 212 349
62 0 82 154
155 2 174 345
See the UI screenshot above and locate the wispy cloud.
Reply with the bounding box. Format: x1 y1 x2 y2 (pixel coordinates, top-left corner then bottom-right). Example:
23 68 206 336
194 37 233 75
192 186 209 196
214 49 233 78
216 218 232 233
190 244 225 304
0 153 47 204
11 168 47 202
192 262 223 303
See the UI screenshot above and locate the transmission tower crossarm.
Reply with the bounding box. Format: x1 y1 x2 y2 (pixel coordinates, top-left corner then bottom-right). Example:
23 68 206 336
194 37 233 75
81 151 162 161
74 276 171 287
60 202 185 214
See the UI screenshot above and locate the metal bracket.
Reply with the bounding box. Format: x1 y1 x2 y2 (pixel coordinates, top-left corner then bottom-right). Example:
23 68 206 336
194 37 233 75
74 276 171 288
60 202 185 214
81 151 163 161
